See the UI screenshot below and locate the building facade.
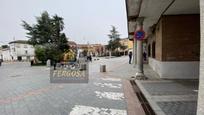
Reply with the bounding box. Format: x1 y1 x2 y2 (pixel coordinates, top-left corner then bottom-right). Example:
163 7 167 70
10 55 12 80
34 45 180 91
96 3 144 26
147 15 200 79
77 44 105 56
0 48 12 61
126 0 204 114
126 0 200 79
119 38 133 53
8 40 34 61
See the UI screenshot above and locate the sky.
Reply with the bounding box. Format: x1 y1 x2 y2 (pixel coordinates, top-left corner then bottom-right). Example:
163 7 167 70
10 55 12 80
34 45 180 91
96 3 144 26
0 0 128 45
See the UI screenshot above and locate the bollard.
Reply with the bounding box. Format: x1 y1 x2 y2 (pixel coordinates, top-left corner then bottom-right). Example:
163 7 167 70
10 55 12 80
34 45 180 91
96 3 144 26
46 59 51 67
100 65 106 72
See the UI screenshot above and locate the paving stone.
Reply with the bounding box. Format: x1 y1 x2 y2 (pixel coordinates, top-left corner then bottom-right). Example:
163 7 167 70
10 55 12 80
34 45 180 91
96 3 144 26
0 60 129 114
157 101 197 115
142 81 198 96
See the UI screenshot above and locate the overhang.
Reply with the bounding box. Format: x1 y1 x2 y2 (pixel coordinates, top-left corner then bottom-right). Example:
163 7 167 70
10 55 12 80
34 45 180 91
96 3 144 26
126 0 200 40
125 0 142 40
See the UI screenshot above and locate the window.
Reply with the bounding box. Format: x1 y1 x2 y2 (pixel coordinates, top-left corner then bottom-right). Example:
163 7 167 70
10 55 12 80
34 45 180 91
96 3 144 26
25 50 28 54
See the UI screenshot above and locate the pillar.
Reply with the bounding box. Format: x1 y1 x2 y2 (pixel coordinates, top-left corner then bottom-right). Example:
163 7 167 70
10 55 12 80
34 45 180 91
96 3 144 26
135 17 146 79
197 0 204 114
133 37 137 67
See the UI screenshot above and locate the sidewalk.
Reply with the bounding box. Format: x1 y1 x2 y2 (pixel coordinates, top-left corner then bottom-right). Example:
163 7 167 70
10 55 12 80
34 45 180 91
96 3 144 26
103 60 198 115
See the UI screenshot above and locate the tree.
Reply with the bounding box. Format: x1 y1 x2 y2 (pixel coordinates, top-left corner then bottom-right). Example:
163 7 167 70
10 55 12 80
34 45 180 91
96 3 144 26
106 26 122 57
35 46 46 63
22 11 69 62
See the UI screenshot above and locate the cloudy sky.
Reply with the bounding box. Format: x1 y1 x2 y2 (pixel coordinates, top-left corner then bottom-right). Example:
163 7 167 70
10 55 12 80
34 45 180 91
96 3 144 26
0 0 128 45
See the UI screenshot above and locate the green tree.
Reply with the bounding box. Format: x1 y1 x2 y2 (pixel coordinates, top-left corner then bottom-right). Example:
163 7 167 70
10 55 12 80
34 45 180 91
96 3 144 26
22 11 69 62
106 26 122 56
35 46 46 63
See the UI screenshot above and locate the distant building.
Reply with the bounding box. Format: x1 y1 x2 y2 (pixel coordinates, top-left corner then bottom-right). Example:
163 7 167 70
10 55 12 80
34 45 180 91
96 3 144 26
119 38 133 54
120 38 132 49
8 40 35 61
0 47 12 61
77 44 105 56
119 38 129 47
68 41 77 51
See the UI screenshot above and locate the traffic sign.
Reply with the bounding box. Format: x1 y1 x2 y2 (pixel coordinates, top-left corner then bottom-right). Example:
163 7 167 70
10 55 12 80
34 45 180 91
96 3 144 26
134 30 145 40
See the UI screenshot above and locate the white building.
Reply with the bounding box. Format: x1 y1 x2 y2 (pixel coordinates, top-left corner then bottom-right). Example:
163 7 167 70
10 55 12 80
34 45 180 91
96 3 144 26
8 40 35 61
0 48 12 61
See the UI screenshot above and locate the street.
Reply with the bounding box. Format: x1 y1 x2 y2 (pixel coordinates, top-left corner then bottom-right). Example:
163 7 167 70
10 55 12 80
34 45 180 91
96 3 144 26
0 57 142 115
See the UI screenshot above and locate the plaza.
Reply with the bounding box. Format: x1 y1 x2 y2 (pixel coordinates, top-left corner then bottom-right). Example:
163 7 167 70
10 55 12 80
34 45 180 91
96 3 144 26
0 57 145 115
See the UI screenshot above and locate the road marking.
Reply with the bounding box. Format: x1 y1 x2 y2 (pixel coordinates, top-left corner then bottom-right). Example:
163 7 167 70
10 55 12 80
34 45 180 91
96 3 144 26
70 105 127 115
101 77 121 82
94 82 122 88
95 91 124 100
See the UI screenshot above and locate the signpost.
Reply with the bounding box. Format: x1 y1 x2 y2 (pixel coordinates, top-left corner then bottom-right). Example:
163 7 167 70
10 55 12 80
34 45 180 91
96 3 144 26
134 30 145 40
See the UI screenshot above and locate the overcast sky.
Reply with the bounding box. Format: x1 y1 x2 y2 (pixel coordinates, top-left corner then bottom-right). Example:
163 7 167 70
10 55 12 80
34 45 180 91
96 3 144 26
0 0 128 45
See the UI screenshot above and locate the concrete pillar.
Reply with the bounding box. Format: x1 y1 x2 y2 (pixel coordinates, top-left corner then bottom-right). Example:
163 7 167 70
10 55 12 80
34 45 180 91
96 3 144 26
109 51 112 58
133 38 137 67
132 39 135 65
135 17 146 79
197 0 204 114
136 40 143 71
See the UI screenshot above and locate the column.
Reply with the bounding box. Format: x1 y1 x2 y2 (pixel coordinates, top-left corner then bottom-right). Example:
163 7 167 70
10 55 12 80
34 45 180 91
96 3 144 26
133 38 137 67
197 0 204 114
135 17 146 79
133 37 137 67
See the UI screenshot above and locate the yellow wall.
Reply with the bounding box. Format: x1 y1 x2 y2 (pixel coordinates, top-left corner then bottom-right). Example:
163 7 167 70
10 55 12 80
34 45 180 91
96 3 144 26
128 40 133 49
